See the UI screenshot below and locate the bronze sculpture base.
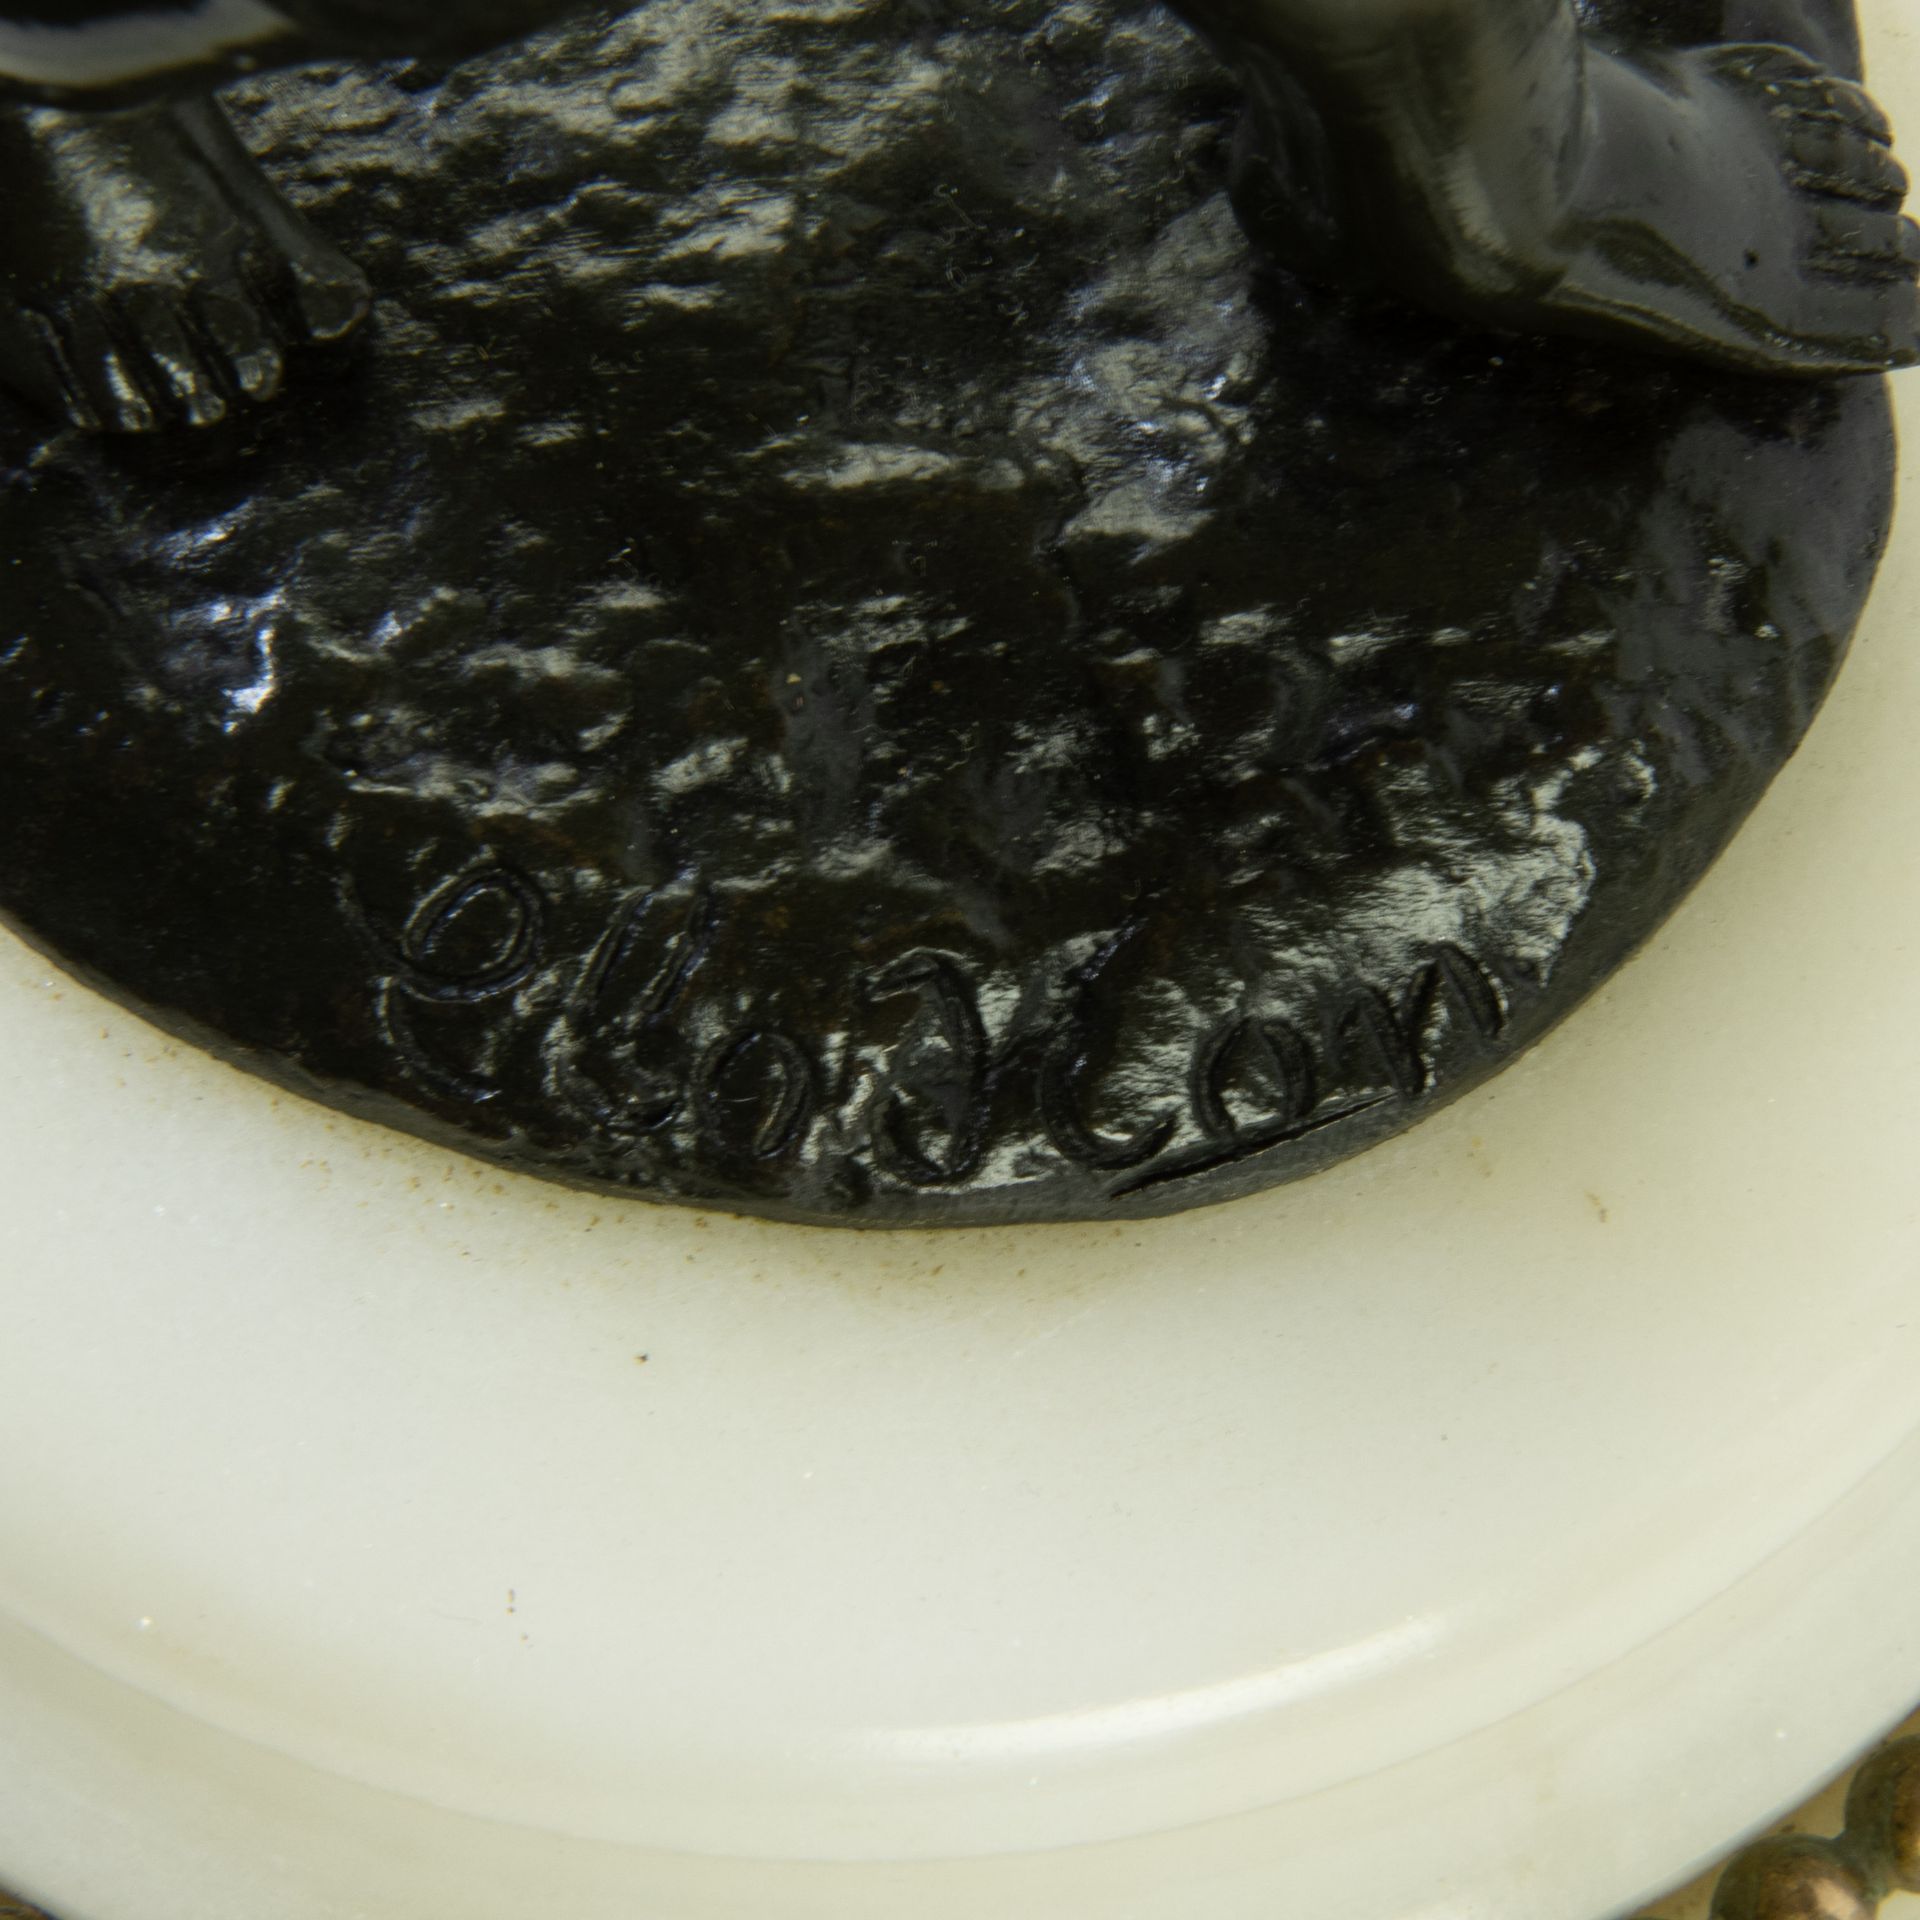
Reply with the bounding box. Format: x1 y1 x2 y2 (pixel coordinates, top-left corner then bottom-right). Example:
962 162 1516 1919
0 0 1894 1225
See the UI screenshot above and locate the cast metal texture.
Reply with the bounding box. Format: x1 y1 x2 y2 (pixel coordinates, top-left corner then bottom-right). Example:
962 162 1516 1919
0 0 1895 1225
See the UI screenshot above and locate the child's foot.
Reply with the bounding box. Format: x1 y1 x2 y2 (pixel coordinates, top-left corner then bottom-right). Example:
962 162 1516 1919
0 98 371 435
1541 42 1919 375
1207 2 1918 377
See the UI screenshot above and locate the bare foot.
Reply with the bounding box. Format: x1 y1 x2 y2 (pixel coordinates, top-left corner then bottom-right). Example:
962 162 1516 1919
1190 0 1919 377
1543 42 1920 375
0 97 372 434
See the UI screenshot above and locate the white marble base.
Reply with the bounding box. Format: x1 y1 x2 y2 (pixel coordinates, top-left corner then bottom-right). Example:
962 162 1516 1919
4 14 1920 1913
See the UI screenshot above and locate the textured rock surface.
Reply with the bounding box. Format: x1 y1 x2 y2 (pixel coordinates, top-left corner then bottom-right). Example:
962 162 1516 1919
0 0 1895 1224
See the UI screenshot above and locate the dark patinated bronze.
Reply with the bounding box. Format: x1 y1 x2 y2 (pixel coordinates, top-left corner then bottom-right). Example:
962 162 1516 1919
0 0 1905 1224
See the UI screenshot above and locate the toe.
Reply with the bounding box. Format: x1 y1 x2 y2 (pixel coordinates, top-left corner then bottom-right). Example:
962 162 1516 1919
192 288 286 403
1 306 103 433
1752 70 1897 147
288 260 373 346
1788 269 1920 371
1810 206 1920 279
1868 275 1919 365
1815 77 1895 148
59 309 162 435
95 345 159 434
118 288 228 429
244 238 373 349
1787 125 1910 210
1708 43 1827 91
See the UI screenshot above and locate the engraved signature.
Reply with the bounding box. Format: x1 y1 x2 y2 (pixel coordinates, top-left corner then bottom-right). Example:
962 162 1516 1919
362 861 1512 1196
